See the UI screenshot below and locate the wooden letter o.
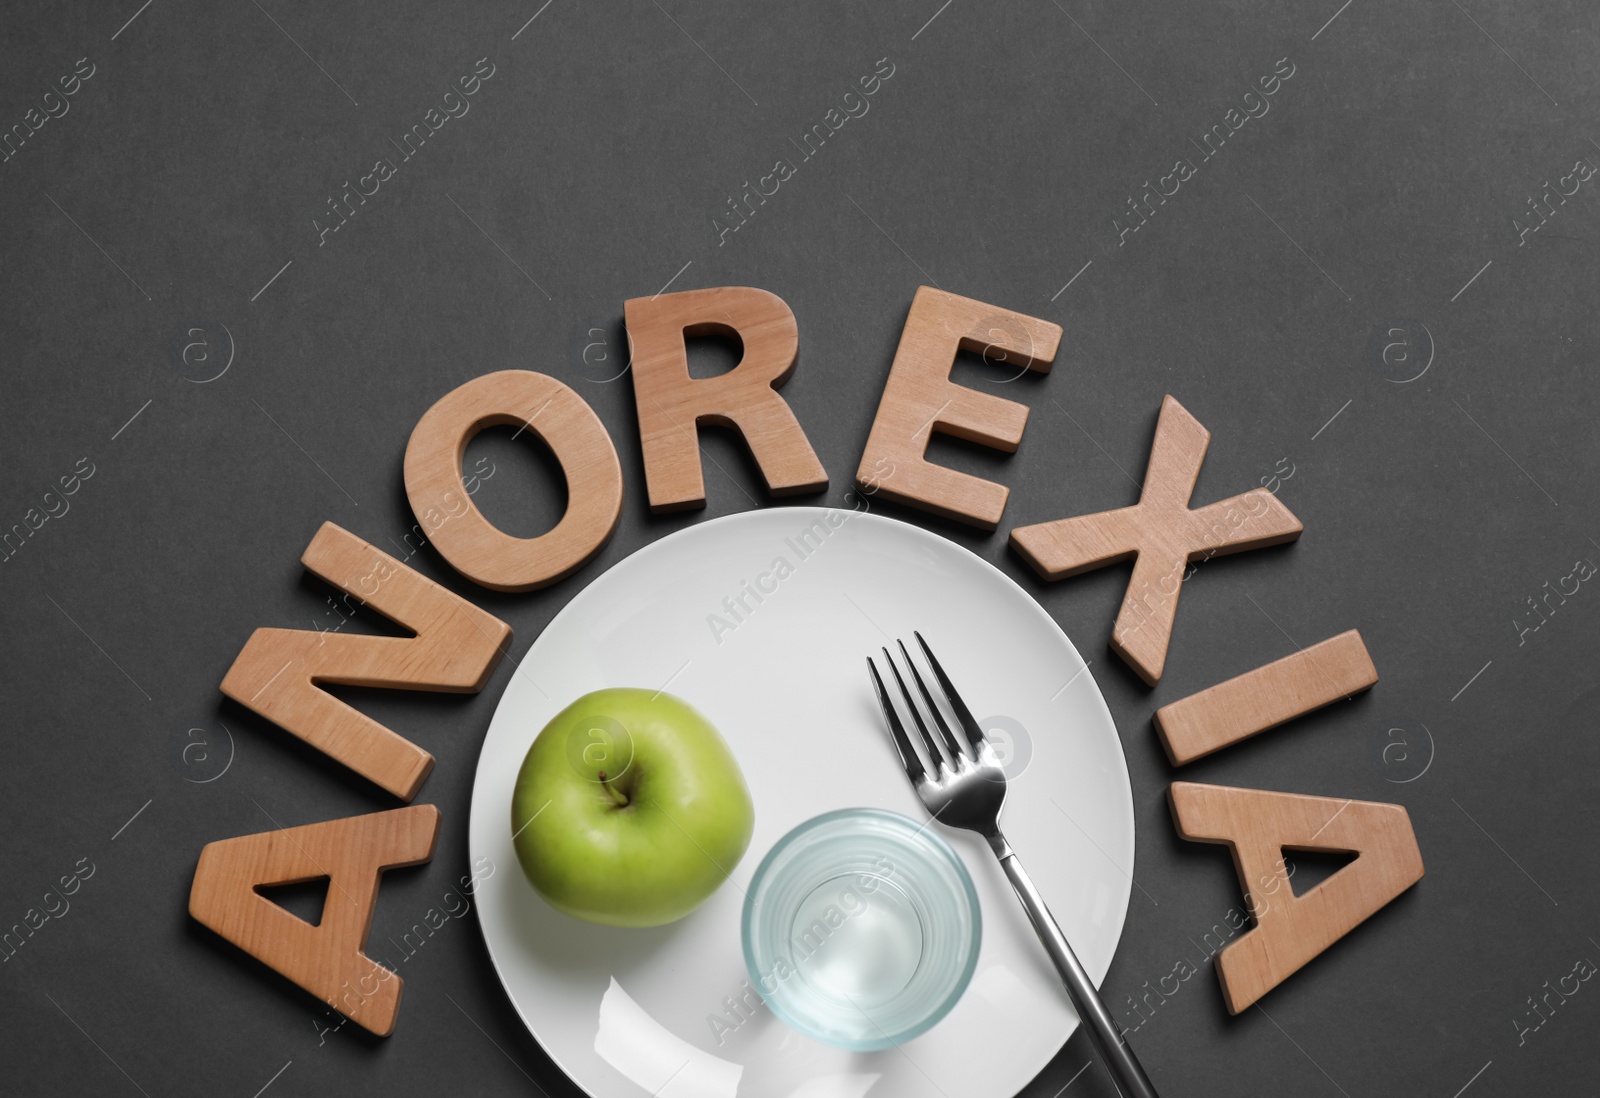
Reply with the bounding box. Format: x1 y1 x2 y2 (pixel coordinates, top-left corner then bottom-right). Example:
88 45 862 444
403 370 623 591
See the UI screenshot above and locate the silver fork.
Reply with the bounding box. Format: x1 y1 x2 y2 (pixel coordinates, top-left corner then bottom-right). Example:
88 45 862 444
867 633 1159 1098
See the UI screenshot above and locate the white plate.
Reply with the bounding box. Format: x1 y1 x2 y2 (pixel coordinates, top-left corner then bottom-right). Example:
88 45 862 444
468 505 1135 1098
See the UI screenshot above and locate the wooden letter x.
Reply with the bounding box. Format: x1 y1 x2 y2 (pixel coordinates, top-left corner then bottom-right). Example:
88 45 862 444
1010 395 1303 684
1168 784 1423 1013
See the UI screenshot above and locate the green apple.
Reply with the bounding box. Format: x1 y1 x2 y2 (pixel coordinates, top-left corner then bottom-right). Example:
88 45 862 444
511 688 755 928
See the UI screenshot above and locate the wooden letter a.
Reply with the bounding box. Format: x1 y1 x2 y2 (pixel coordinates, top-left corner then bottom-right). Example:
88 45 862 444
220 522 511 800
1168 783 1424 1013
189 805 440 1036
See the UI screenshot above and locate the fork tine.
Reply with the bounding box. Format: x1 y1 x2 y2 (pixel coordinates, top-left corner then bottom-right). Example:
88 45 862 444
898 639 969 762
915 631 988 755
882 646 951 770
867 656 927 783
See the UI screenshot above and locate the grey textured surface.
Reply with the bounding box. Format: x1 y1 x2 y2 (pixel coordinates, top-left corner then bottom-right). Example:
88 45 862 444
2 1 1597 1095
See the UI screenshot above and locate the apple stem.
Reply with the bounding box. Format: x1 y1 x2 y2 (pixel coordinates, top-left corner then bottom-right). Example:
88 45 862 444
597 770 629 807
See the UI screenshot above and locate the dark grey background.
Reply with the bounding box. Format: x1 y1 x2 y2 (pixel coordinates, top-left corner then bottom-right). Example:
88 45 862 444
3 0 1596 1094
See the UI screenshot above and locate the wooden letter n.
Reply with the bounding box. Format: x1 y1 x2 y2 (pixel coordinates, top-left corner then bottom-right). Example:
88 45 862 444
219 522 511 800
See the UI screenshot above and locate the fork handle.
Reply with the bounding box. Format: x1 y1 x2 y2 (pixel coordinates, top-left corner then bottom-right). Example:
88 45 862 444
995 847 1160 1098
